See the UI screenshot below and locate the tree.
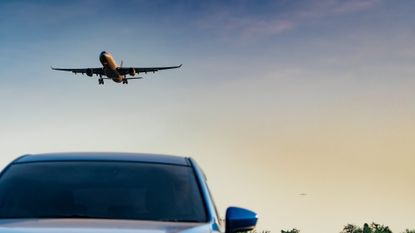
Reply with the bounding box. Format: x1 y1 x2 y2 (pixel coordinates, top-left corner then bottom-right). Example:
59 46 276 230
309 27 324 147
341 224 363 233
341 223 392 233
363 223 372 233
281 228 300 233
370 222 392 233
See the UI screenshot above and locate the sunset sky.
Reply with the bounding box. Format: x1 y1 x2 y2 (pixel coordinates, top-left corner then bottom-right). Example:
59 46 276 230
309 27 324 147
0 0 414 232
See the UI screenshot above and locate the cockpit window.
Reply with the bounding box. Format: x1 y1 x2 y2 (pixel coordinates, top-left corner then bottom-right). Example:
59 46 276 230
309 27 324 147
0 161 207 222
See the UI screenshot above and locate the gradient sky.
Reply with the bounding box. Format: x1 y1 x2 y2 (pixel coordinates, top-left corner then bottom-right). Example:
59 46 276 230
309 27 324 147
1 0 415 232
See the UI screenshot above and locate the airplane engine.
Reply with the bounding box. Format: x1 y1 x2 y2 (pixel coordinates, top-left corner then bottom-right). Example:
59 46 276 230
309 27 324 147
86 68 93 77
128 68 136 76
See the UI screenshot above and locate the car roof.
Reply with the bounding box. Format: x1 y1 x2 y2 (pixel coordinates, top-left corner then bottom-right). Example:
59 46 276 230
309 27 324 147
13 152 190 166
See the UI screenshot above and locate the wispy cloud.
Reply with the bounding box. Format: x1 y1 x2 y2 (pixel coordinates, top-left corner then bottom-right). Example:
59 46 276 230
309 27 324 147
196 0 380 40
220 17 295 39
332 0 380 13
242 19 295 37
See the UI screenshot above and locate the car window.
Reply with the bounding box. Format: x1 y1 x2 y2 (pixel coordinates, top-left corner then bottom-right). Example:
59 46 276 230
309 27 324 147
0 161 207 222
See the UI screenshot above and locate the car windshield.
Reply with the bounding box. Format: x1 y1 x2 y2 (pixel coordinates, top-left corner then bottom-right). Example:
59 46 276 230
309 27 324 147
0 161 207 222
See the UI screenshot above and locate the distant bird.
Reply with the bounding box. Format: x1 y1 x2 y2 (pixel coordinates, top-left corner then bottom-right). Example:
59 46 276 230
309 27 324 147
298 193 307 196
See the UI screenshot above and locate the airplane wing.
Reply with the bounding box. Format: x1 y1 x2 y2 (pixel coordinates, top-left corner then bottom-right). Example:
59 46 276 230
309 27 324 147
51 67 104 76
117 64 182 75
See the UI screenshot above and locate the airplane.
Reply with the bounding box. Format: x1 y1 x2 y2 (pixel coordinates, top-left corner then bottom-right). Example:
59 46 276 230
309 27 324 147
51 51 182 85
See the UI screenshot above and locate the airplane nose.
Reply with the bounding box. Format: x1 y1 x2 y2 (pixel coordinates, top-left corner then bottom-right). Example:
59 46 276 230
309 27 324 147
99 51 108 64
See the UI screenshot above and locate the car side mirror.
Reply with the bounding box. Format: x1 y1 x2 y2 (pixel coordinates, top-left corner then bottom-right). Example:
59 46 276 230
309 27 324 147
225 207 258 233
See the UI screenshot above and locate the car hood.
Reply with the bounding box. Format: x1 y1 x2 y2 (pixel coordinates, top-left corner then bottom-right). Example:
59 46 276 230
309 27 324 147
0 219 212 233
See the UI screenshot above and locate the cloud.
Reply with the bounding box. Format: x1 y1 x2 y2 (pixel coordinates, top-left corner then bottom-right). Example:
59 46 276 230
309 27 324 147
332 0 380 14
245 19 295 36
195 0 380 40
296 0 380 17
223 17 295 38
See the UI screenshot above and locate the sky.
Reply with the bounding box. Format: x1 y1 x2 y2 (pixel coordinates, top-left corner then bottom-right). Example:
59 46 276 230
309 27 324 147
0 0 415 232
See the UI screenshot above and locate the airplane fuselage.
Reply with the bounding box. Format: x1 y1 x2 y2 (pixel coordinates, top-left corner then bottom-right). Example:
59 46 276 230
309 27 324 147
99 51 123 83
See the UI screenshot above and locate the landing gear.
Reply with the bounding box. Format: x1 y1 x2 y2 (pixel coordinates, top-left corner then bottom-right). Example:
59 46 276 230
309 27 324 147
98 78 104 85
122 79 128 84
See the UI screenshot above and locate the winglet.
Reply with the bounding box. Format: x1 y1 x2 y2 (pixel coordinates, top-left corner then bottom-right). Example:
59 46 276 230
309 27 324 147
178 64 183 68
